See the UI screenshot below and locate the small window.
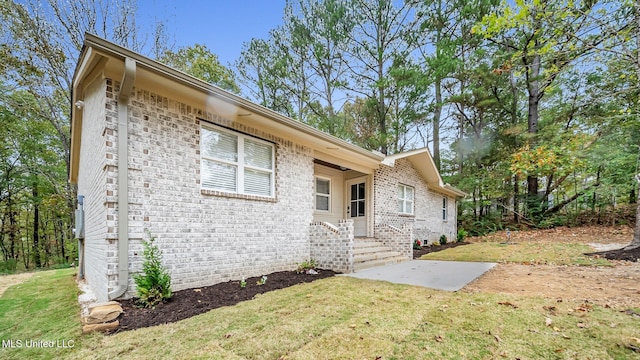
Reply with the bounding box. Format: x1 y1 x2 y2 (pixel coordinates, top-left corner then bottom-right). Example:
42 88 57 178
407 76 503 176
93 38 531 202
398 184 414 215
201 125 274 197
315 177 331 211
442 197 448 221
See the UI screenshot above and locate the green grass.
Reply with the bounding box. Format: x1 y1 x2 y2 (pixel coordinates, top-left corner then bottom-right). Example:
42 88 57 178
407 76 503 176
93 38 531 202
421 242 613 266
2 257 638 359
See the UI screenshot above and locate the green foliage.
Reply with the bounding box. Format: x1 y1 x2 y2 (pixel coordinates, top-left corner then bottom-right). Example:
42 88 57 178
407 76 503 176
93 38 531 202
439 234 448 245
296 259 318 274
456 229 468 243
158 44 240 93
413 239 423 249
133 232 172 308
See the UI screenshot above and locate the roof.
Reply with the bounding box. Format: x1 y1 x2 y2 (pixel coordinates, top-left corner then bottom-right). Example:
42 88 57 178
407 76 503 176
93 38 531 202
69 34 464 199
69 34 383 183
382 148 466 198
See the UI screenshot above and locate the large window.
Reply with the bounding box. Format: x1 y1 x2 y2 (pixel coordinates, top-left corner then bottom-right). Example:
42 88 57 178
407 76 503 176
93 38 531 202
398 184 414 215
442 197 448 221
315 177 331 211
201 125 274 197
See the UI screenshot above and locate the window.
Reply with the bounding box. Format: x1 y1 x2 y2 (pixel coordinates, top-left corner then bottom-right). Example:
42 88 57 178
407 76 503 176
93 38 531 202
315 177 331 211
201 125 274 197
398 184 414 215
442 197 448 221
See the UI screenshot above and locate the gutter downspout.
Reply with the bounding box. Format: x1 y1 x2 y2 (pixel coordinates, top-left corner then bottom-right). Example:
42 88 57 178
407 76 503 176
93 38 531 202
109 57 136 300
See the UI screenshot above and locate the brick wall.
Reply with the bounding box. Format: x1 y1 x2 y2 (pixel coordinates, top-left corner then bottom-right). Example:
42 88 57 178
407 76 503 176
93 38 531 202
373 159 457 245
309 220 354 273
374 223 413 259
77 78 110 302
81 79 315 301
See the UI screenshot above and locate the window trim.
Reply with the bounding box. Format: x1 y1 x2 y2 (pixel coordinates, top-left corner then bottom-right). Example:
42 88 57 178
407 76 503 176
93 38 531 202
314 176 331 212
200 124 275 198
398 184 415 215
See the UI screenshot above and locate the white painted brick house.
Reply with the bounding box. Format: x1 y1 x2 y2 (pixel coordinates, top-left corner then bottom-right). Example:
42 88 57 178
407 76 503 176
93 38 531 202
70 34 465 302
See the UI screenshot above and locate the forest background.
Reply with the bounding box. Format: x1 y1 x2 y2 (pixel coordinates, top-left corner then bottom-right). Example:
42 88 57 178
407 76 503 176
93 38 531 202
0 0 638 272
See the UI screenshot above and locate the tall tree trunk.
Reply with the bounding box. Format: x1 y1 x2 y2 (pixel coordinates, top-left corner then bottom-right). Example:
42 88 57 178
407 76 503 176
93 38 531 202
32 183 41 268
629 0 640 250
433 74 442 171
627 174 640 249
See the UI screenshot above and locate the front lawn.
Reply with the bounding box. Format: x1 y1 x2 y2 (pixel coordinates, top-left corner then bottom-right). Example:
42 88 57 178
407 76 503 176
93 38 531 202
420 241 612 266
2 267 639 359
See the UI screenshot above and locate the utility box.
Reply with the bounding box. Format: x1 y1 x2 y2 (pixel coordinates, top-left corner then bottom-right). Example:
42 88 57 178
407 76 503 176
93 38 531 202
75 195 85 239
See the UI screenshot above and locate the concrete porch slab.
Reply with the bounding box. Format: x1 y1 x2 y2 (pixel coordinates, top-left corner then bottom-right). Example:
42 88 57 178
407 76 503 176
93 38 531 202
342 260 496 291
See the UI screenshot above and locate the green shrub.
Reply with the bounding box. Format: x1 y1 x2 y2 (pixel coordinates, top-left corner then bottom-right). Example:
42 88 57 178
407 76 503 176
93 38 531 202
413 240 423 250
456 228 468 243
439 234 447 245
296 259 318 274
133 231 172 308
0 259 18 274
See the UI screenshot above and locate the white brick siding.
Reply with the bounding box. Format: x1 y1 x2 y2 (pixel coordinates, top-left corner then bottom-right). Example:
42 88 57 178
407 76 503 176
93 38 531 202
77 78 110 302
373 159 457 244
79 80 315 301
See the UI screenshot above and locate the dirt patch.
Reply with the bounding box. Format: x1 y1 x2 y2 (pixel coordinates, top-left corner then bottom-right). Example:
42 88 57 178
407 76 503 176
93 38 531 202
463 226 640 310
0 272 34 297
112 270 336 333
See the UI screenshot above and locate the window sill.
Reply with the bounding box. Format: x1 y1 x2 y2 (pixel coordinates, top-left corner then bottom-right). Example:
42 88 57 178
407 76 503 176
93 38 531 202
201 188 277 202
399 213 415 217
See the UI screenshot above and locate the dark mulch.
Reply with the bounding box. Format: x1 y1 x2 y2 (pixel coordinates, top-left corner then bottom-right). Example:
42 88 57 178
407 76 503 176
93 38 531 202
112 270 336 333
586 246 640 262
412 241 470 259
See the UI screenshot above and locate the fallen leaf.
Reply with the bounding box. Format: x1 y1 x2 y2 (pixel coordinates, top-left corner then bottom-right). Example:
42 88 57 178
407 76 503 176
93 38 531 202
632 337 640 344
493 334 502 343
435 335 444 342
305 294 313 298
543 305 557 315
562 334 571 339
498 301 518 309
349 324 357 329
553 326 561 332
577 322 586 328
193 288 202 292
545 317 553 326
224 333 232 339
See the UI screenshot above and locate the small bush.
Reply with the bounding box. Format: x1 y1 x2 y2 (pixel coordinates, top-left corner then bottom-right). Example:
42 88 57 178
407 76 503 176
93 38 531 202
439 234 448 245
456 228 468 243
413 240 422 250
133 231 172 308
0 259 18 274
296 259 318 274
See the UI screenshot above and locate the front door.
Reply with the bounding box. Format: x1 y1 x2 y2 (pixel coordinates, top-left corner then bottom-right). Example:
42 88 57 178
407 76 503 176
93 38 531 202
346 177 367 237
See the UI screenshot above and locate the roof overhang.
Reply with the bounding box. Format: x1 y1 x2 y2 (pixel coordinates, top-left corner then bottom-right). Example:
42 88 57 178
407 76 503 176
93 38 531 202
382 148 466 198
69 33 383 183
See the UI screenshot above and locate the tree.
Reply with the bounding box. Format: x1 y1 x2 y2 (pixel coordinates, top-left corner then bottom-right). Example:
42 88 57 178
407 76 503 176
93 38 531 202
158 44 240 93
0 0 170 270
475 0 619 214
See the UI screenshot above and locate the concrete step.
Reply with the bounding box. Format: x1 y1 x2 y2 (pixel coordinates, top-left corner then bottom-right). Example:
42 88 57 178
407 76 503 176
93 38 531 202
353 255 408 272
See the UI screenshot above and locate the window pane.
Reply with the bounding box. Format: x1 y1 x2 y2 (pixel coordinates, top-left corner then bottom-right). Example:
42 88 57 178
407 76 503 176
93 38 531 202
316 195 329 211
358 200 365 216
407 200 413 214
244 138 272 169
316 178 330 195
350 201 357 217
244 168 272 196
202 128 237 162
406 187 414 201
202 160 236 191
398 199 404 212
358 183 365 199
350 184 357 200
398 185 404 199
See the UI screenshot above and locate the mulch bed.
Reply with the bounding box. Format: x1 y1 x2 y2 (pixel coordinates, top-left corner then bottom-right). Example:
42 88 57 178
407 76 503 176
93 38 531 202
412 241 470 259
112 270 336 334
586 246 640 262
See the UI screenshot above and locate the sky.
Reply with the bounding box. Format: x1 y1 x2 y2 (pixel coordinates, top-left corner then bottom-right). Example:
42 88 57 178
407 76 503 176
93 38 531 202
137 0 287 66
